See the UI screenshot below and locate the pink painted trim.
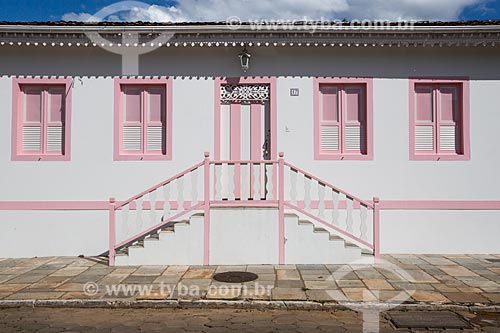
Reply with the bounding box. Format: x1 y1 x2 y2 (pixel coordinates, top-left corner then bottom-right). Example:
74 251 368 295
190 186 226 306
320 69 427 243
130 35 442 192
108 198 116 266
209 201 279 208
288 200 367 210
211 159 278 164
373 197 380 260
409 77 470 161
2 200 499 212
0 201 108 210
285 202 374 249
313 77 373 161
203 152 210 265
278 152 285 264
0 199 365 211
378 200 500 210
11 77 72 161
214 77 278 160
285 161 374 208
113 77 173 161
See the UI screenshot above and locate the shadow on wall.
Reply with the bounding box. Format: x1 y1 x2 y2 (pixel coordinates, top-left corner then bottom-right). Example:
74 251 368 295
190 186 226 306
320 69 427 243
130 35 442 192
0 45 498 80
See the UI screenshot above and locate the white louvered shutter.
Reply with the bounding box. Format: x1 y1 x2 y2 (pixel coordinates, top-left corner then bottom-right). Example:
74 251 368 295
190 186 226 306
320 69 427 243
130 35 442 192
320 126 339 151
122 88 142 152
415 126 434 151
123 126 142 151
22 127 41 152
345 126 363 151
344 87 366 153
22 88 43 152
146 87 165 153
439 126 457 151
47 127 63 152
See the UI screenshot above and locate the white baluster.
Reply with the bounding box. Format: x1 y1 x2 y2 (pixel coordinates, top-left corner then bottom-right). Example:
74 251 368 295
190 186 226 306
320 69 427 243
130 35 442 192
228 164 235 201
290 168 297 206
346 197 354 234
304 176 312 211
241 164 249 200
332 190 339 226
162 183 171 219
149 190 157 227
121 204 130 239
221 163 229 199
215 164 222 200
177 177 185 211
265 164 274 200
360 203 368 241
135 197 144 230
191 169 198 206
318 183 325 219
253 163 261 200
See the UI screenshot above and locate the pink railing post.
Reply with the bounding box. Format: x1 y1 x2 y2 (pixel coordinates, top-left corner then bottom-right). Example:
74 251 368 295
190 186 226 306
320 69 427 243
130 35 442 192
278 152 285 264
108 197 116 267
203 152 211 265
373 197 380 262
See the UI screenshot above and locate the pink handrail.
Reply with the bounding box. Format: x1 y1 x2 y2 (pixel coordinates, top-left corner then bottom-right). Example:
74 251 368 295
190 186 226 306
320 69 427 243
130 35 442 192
210 159 278 164
115 161 204 210
285 202 374 249
114 203 204 250
284 161 375 209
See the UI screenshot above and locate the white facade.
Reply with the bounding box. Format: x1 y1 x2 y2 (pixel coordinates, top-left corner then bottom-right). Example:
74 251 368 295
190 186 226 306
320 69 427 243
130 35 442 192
1 26 500 260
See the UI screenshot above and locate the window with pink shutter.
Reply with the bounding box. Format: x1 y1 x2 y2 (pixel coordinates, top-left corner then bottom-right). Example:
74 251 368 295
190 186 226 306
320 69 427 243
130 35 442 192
12 78 71 161
315 79 372 160
410 79 469 160
114 78 172 160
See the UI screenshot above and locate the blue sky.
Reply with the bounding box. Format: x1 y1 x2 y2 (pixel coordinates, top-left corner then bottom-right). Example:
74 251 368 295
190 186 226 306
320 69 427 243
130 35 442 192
0 0 498 22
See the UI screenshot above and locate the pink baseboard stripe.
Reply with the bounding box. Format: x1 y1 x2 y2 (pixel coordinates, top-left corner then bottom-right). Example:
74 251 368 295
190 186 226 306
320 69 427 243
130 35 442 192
1 200 500 211
0 201 109 210
378 200 500 210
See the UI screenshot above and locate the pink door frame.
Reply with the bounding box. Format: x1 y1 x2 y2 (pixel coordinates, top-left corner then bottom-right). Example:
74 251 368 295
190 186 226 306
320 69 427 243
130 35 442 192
214 77 277 160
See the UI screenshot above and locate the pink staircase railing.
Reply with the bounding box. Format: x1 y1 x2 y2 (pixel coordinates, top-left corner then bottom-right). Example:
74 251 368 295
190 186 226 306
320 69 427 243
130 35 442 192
108 152 380 266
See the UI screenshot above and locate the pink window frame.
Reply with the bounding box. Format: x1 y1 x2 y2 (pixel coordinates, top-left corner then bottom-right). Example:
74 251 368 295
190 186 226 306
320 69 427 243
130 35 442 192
11 77 72 162
114 77 173 161
409 77 470 161
313 77 374 160
214 77 277 160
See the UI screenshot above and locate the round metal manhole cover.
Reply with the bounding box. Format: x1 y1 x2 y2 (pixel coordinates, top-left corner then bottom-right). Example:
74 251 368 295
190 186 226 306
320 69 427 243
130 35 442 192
213 271 258 283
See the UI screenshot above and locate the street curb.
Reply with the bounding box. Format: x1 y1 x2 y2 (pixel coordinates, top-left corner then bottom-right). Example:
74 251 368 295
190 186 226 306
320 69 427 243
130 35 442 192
0 299 499 312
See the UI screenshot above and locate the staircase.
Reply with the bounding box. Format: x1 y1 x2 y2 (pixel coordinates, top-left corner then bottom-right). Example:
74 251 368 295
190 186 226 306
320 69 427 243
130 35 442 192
113 211 373 266
285 214 374 264
108 153 380 266
115 214 204 266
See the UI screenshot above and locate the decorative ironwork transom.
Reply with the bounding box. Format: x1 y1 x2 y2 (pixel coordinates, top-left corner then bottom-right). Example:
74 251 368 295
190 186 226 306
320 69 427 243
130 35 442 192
220 84 270 103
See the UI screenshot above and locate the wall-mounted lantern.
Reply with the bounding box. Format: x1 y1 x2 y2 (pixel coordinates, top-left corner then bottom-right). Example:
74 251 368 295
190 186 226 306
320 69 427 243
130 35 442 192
238 48 251 72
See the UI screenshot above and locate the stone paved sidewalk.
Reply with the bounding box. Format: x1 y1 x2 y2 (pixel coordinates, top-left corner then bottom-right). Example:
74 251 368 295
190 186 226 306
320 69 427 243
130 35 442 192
0 254 499 306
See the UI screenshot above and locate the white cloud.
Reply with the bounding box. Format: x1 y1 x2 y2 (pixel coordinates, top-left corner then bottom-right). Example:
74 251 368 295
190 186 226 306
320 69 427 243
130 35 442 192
61 0 487 23
61 12 93 21
345 0 484 21
62 4 186 22
176 0 349 21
